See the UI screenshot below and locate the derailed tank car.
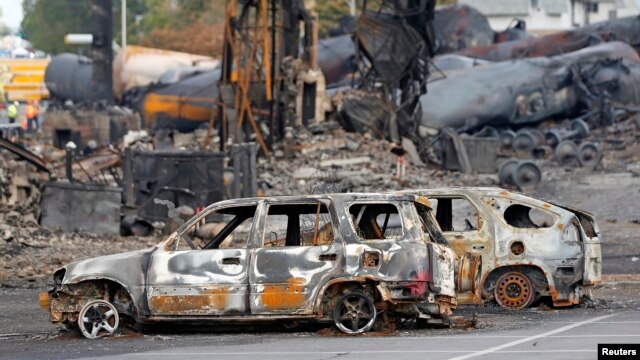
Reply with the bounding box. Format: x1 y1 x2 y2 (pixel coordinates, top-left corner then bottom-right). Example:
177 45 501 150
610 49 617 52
40 194 458 338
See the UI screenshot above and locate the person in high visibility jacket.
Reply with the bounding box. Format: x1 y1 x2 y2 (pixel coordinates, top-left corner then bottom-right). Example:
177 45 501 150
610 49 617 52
7 101 18 124
26 100 38 131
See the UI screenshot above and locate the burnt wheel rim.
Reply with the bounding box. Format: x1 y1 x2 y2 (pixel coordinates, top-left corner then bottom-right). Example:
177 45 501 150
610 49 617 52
333 294 376 334
495 272 534 309
78 300 119 339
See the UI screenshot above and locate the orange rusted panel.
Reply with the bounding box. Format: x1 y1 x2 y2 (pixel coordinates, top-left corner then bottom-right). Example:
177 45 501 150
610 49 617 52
261 278 306 309
143 93 215 125
448 240 468 257
415 195 432 208
149 289 230 313
38 292 51 311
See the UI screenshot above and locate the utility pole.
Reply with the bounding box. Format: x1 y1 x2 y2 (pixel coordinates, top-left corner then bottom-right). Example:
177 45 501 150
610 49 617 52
122 0 127 48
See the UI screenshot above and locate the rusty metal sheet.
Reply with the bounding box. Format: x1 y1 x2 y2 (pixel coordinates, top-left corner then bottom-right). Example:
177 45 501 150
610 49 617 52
40 182 122 235
130 150 224 223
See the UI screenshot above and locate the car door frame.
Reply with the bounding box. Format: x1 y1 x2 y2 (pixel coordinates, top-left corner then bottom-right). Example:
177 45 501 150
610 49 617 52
248 198 344 315
145 201 260 317
415 193 489 302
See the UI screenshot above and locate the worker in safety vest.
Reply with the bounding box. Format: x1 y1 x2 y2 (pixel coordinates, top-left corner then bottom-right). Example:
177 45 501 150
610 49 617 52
26 100 38 131
7 101 18 124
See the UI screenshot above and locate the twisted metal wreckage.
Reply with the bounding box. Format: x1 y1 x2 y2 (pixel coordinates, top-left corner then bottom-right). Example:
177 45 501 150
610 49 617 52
335 18 640 149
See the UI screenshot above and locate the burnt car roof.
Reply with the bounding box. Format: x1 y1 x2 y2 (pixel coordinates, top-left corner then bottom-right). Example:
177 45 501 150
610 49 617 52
208 193 418 207
399 187 595 217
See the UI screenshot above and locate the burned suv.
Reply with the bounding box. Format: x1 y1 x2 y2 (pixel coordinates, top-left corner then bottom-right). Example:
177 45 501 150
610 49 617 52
402 188 602 309
40 194 457 338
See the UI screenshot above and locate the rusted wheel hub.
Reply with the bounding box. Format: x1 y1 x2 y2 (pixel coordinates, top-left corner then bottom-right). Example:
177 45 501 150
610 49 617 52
494 272 534 309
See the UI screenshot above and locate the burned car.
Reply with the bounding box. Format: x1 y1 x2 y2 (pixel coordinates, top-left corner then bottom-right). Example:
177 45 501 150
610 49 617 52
40 194 457 338
401 188 602 309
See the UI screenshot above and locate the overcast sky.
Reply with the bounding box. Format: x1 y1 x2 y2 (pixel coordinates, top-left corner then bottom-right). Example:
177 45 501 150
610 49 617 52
0 0 23 32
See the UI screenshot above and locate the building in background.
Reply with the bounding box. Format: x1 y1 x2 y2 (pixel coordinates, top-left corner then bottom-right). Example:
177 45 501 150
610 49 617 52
459 0 640 34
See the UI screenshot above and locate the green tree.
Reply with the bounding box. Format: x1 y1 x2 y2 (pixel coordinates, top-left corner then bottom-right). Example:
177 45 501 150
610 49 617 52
20 0 146 55
113 0 148 46
139 0 223 34
21 0 92 54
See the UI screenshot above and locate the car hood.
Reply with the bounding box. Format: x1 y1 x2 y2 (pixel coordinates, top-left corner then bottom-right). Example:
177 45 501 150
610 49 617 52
61 248 155 286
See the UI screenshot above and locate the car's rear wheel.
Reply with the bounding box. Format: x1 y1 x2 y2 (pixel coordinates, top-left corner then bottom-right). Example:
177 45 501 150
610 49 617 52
494 271 535 309
333 292 377 334
78 299 120 339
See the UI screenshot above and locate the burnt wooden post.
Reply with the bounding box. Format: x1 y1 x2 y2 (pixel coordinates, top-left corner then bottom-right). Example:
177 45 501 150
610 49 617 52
91 0 113 104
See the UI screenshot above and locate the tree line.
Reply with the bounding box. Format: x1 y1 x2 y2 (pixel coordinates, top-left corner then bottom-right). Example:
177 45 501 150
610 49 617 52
20 0 455 56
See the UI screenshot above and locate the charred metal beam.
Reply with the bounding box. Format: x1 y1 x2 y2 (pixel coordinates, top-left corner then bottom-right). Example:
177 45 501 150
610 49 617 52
0 138 50 173
90 0 113 104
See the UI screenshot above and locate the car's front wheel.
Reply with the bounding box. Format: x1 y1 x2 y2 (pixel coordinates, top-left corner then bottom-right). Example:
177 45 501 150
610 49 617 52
77 299 120 339
333 291 377 334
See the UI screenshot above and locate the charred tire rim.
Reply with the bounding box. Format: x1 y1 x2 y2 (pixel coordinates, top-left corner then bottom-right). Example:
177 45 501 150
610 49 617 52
78 300 119 339
494 272 535 309
333 293 377 334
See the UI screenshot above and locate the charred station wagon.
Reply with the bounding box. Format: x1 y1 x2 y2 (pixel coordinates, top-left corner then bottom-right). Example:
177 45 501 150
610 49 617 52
40 194 459 338
403 187 602 309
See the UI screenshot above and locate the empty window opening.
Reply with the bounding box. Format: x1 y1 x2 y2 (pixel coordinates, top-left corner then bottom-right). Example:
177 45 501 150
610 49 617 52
432 198 479 232
349 203 403 240
574 213 596 238
263 203 334 247
178 205 257 250
504 204 554 228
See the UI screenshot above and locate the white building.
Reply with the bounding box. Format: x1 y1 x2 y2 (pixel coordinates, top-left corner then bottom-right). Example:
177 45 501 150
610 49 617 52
459 0 640 34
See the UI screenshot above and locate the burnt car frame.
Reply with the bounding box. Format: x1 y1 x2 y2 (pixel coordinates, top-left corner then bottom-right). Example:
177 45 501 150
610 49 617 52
40 193 458 338
401 187 602 309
